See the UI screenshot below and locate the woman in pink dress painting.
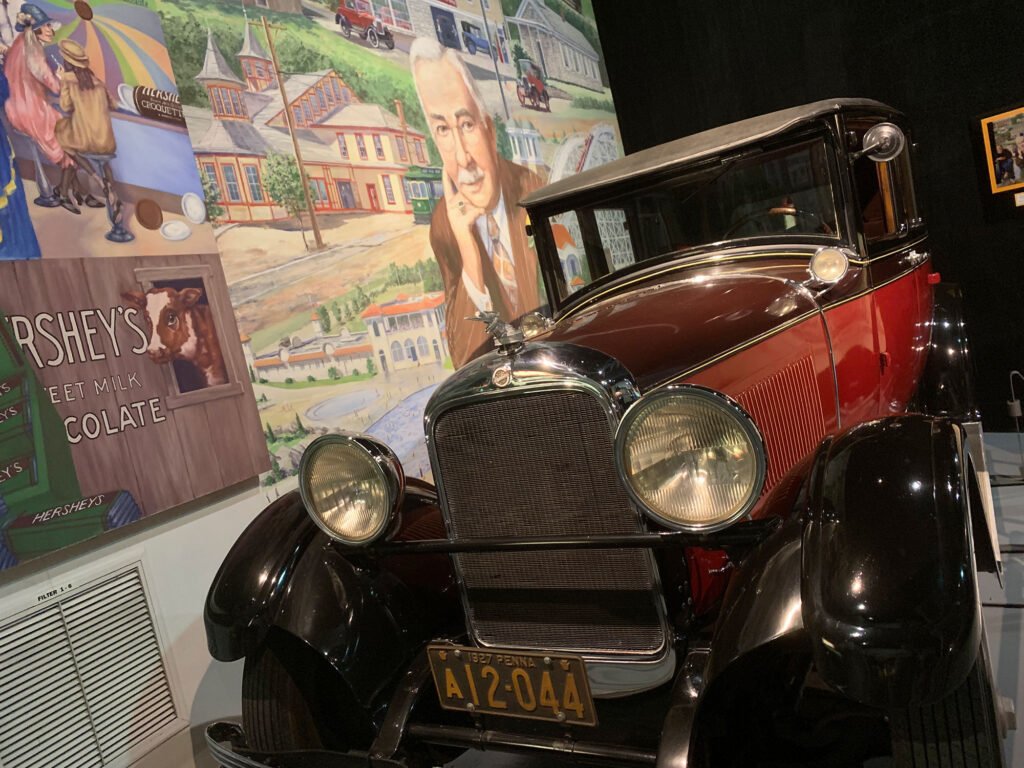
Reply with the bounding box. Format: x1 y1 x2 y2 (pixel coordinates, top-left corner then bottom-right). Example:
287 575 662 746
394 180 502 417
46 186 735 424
4 4 70 177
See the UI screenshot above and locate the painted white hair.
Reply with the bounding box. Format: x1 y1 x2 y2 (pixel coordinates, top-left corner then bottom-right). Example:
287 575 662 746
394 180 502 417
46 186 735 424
408 36 489 126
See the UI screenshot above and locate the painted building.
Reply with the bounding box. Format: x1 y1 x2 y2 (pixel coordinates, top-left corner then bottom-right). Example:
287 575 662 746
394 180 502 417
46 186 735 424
506 117 546 172
186 28 429 224
402 0 511 67
243 323 375 382
509 0 601 91
361 292 446 372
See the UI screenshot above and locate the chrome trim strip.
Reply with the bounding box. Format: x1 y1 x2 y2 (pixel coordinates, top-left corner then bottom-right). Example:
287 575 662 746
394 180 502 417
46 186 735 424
787 279 843 431
557 236 928 323
559 245 822 322
651 263 926 392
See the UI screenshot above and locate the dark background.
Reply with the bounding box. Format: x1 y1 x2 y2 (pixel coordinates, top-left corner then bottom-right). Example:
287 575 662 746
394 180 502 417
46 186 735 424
592 0 1024 429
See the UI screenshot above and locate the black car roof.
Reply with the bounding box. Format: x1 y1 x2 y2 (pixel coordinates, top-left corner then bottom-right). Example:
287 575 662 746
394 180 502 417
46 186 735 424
520 98 899 208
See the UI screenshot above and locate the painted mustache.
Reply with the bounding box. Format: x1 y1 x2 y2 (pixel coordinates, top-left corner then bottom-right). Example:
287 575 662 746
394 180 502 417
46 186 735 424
458 165 484 187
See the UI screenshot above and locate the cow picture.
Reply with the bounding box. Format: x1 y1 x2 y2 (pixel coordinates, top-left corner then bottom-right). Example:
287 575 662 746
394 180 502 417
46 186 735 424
122 284 228 391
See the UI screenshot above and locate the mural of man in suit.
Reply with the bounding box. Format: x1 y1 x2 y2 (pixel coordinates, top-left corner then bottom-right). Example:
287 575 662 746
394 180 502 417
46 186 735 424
410 37 545 368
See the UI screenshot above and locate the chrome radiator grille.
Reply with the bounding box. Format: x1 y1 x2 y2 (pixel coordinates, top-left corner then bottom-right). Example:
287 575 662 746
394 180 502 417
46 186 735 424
431 388 666 655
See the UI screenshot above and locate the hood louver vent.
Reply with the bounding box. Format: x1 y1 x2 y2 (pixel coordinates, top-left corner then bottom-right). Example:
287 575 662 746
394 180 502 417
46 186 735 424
0 566 178 767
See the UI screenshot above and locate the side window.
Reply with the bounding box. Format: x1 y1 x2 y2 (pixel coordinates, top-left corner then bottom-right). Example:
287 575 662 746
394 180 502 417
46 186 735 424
594 208 635 270
551 211 589 294
852 151 897 242
893 145 921 229
851 121 919 244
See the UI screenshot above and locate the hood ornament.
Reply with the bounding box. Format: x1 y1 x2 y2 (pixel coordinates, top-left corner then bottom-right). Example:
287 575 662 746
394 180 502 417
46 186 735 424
470 311 525 356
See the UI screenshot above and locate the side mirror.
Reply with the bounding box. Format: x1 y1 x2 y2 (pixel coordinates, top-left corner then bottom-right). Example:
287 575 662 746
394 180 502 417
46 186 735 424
851 122 906 163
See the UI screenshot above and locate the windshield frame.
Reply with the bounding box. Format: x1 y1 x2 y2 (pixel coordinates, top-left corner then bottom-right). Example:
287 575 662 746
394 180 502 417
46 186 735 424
531 124 850 315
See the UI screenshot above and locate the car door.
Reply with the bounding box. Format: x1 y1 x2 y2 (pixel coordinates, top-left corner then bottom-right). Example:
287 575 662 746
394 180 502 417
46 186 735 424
847 120 931 416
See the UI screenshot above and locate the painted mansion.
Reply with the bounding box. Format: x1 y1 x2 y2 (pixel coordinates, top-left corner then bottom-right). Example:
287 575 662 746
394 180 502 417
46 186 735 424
183 26 430 224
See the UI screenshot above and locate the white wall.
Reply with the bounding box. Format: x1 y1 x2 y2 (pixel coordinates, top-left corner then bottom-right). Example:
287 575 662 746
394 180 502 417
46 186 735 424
0 479 280 768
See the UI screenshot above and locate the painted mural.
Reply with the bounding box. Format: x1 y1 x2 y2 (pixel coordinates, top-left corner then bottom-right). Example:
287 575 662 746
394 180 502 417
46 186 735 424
0 0 267 572
161 0 623 496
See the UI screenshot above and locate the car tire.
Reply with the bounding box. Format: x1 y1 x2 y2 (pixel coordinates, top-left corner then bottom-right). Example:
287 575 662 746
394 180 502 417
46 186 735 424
541 92 550 111
242 633 372 753
889 644 1004 767
384 33 395 50
517 88 526 106
340 18 352 37
367 27 380 48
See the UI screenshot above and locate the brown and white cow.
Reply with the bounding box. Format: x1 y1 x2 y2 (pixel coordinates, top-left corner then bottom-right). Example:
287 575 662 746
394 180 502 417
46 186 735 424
122 286 228 388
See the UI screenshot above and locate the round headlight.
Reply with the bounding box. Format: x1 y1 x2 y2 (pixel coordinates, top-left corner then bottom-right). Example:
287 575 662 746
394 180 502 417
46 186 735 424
615 386 767 531
298 434 404 545
809 247 850 283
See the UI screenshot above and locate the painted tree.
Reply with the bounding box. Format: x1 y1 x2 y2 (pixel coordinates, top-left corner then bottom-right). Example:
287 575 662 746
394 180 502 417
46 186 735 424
199 165 225 224
316 304 332 334
419 258 444 292
263 152 310 250
493 114 514 162
294 413 307 435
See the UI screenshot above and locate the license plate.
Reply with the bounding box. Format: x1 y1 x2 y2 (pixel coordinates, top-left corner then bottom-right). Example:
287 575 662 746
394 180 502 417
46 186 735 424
427 644 597 726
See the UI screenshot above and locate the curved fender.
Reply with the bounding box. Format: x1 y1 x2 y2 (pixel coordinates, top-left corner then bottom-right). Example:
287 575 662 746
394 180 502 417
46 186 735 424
702 452 815 685
204 492 318 661
271 533 448 708
802 415 981 708
204 481 458 708
912 283 979 421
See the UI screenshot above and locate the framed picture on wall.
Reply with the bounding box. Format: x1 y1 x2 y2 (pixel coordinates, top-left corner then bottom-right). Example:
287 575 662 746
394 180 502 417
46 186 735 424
979 105 1024 195
973 103 1024 220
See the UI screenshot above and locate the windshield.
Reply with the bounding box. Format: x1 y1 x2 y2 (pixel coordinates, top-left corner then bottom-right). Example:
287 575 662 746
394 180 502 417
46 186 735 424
540 138 838 300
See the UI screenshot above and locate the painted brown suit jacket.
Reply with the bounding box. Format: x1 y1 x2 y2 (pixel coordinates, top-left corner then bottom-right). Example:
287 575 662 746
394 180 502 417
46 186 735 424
428 156 545 368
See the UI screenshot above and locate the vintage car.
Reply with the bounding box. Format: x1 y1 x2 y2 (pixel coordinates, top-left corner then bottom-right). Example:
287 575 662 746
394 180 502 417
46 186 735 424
335 0 395 49
204 99 1015 767
516 59 550 111
460 21 490 56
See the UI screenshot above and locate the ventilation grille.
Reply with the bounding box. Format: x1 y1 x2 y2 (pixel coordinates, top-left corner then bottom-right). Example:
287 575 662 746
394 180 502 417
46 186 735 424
0 567 178 768
736 355 826 492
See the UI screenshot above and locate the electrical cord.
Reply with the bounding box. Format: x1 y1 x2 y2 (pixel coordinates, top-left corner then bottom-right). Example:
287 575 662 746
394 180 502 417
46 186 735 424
990 369 1024 484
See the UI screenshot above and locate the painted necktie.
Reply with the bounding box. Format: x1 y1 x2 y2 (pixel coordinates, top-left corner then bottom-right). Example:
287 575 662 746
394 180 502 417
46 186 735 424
486 213 517 309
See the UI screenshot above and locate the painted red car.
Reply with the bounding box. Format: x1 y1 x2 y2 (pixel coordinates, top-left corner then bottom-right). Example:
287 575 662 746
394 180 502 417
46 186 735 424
335 0 394 49
204 100 1014 767
516 58 550 111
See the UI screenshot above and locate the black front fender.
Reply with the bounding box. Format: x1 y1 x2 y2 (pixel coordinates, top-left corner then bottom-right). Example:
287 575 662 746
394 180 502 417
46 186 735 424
204 483 459 708
704 415 981 713
802 415 981 708
204 492 318 662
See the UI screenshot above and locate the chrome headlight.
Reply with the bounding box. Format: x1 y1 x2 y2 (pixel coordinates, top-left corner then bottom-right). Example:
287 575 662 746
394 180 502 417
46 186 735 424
298 434 404 545
614 386 767 532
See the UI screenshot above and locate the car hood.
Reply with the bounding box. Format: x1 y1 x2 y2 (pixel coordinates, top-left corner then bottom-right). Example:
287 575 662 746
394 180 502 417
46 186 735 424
541 262 824 391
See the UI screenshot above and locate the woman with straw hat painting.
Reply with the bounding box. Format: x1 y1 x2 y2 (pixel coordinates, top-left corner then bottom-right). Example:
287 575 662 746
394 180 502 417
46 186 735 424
53 38 112 213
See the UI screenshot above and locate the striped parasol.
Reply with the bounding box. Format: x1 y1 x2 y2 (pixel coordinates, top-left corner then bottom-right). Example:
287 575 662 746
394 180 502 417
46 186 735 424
27 0 177 92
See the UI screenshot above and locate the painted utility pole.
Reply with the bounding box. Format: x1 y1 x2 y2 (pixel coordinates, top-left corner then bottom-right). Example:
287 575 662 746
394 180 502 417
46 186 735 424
394 98 413 165
255 16 324 250
478 0 508 119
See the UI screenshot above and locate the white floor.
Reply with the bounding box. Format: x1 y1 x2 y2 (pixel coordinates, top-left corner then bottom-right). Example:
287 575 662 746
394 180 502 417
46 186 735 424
976 432 1024 767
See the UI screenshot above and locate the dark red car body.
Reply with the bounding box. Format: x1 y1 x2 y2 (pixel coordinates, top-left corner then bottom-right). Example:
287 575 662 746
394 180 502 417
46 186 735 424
203 100 1010 768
